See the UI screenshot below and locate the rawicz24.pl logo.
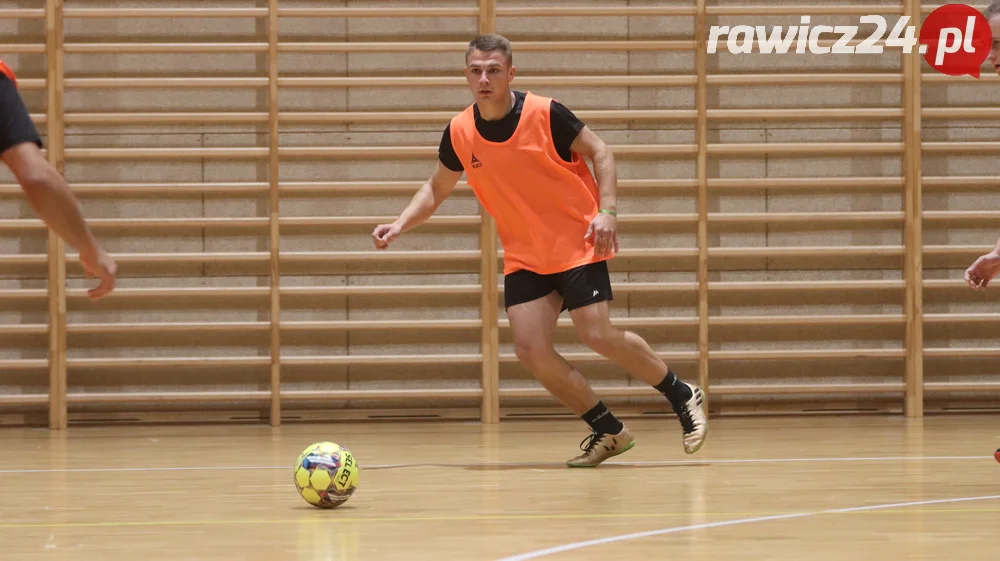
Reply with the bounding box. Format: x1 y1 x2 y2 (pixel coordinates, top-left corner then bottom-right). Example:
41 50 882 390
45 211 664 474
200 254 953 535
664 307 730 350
707 3 992 77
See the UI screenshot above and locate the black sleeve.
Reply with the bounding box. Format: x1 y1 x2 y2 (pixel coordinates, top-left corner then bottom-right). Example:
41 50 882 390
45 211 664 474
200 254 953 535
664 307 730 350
438 124 464 172
549 100 585 163
0 75 42 154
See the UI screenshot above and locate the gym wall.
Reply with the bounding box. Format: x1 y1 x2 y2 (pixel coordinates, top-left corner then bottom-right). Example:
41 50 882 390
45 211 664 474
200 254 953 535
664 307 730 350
0 0 996 427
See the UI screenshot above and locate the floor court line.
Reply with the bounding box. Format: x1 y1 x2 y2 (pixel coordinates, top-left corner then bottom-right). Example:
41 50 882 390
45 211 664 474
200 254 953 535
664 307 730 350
0 454 988 474
1 504 998 531
496 494 1000 561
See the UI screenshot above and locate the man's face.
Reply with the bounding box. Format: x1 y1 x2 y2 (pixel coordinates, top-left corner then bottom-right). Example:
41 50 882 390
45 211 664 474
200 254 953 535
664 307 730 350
464 49 514 103
988 14 1000 74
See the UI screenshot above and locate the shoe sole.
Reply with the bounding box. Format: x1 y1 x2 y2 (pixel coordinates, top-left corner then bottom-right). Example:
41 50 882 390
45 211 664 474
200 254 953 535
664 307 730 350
566 440 636 468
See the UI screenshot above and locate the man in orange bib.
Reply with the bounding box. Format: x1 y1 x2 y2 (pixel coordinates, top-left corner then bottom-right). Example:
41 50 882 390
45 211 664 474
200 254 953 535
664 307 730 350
964 1 1000 465
0 59 115 299
373 34 707 467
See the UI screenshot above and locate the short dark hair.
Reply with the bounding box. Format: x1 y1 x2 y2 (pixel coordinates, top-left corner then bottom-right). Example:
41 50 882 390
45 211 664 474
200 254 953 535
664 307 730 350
985 1 1000 19
466 34 512 65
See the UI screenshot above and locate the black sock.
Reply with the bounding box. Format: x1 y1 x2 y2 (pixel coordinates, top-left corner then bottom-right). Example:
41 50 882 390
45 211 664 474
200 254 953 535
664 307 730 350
654 369 693 407
581 401 624 435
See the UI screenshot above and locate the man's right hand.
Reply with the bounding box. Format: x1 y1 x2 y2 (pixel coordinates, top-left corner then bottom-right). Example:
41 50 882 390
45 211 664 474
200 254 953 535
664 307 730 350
79 247 117 300
965 251 1000 290
372 223 402 250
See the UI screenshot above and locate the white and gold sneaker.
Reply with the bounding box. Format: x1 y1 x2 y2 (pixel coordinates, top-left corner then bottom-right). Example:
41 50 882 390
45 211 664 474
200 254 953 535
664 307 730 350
673 383 707 454
566 427 635 468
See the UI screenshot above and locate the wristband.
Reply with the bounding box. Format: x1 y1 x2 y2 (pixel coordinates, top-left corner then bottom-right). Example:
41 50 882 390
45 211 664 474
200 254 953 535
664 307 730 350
599 209 617 216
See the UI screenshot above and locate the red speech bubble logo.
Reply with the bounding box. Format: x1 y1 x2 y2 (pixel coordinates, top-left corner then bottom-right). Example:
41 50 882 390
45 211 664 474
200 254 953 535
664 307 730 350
919 4 991 78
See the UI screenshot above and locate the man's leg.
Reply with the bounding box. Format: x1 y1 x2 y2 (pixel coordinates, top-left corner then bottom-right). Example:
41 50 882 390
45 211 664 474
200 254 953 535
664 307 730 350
505 274 634 467
509 291 596 414
562 261 708 454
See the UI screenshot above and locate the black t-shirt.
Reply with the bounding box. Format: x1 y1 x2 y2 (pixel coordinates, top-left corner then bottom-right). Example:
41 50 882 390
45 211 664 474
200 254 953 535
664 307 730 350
438 90 586 172
0 74 43 153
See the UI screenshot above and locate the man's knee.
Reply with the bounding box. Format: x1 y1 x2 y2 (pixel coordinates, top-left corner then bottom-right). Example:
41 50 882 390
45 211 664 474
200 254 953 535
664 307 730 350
577 323 619 356
513 336 554 369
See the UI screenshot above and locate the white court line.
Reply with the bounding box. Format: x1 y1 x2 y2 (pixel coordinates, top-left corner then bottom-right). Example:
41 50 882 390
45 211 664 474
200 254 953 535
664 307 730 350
610 455 986 465
0 455 988 474
497 494 1000 561
0 464 410 474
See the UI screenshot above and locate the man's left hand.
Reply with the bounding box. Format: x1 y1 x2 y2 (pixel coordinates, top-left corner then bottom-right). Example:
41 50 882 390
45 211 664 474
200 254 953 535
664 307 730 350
585 212 618 258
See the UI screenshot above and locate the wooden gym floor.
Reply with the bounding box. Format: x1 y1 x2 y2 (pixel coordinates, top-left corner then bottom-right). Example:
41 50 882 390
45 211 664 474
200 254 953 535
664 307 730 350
0 415 996 560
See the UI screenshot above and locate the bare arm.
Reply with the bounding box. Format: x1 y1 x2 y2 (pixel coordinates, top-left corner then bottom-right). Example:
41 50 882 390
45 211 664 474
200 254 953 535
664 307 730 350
570 125 617 213
3 143 102 258
2 142 116 298
395 161 463 232
571 125 618 257
989 235 1000 256
373 161 463 249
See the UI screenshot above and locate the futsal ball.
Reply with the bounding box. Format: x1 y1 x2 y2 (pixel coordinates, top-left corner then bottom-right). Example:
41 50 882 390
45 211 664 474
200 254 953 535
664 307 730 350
293 441 359 508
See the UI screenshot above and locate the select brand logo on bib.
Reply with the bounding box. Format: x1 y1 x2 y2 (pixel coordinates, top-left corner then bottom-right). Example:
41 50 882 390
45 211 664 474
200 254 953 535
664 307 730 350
471 153 483 168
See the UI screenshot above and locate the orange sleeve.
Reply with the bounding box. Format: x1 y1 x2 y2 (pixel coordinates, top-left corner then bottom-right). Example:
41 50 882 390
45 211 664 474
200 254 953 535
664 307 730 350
0 60 17 87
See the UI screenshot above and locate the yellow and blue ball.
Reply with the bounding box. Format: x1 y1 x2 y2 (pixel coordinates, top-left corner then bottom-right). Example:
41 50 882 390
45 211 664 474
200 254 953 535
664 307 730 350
293 441 359 508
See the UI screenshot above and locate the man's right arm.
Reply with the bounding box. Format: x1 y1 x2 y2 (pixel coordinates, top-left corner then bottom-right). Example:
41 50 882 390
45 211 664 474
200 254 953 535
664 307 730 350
372 126 464 249
393 160 463 233
395 124 464 232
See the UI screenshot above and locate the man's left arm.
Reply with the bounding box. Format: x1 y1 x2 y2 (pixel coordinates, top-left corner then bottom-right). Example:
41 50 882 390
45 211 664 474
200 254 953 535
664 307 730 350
570 125 618 257
570 125 617 214
550 100 618 257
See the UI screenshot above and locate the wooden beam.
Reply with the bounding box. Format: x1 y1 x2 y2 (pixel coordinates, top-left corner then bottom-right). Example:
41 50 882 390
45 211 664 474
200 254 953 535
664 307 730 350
45 0 67 431
267 0 281 427
478 0 499 425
